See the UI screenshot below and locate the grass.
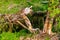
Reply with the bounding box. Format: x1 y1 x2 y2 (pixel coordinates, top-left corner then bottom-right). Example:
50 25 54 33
0 29 32 40
0 0 48 14
0 0 28 14
0 32 19 40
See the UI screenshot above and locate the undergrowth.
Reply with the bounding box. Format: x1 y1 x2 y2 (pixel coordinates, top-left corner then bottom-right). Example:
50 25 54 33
0 29 32 40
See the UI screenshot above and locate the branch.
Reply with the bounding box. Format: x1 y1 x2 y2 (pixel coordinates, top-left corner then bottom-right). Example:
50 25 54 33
16 21 29 30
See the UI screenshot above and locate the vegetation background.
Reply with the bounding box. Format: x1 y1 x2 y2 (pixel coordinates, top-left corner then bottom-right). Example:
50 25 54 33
0 0 60 40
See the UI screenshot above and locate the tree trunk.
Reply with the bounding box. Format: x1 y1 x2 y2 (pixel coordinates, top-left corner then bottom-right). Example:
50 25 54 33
43 11 49 33
47 17 54 35
43 11 54 35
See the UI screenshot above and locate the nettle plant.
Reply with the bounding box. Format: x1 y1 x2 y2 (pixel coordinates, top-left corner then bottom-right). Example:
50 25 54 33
49 0 60 31
49 0 60 17
49 0 60 30
43 0 60 35
49 0 60 32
